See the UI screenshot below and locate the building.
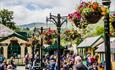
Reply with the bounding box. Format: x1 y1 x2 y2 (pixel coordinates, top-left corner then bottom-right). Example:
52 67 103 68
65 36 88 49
77 36 103 57
77 35 115 69
0 24 33 65
95 38 115 70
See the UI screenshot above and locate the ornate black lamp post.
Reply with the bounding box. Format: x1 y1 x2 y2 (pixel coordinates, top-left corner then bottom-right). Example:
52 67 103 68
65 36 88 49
46 13 67 70
102 0 112 70
32 27 44 69
39 27 43 69
32 37 36 65
34 27 46 69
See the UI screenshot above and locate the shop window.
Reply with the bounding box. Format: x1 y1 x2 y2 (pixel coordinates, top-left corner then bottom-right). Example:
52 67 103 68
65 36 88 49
8 43 21 58
0 47 3 55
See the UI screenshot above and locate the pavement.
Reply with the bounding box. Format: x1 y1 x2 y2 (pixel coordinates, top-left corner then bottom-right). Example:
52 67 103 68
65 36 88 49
17 66 25 70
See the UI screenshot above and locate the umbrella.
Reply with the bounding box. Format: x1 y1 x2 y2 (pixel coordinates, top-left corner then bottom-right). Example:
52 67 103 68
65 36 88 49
44 43 65 52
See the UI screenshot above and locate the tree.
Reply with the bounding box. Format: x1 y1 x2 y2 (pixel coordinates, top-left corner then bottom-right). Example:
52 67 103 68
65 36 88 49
0 9 16 29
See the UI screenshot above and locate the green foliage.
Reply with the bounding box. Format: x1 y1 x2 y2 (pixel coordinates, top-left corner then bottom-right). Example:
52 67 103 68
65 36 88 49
15 26 22 32
87 23 115 37
0 9 16 30
93 26 104 36
110 23 115 36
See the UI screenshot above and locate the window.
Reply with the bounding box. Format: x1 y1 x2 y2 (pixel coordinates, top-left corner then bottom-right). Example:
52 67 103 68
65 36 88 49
0 47 3 55
8 42 21 58
112 53 115 62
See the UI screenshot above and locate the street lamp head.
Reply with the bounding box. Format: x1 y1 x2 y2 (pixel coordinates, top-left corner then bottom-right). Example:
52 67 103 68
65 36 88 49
102 0 111 6
46 17 48 23
50 13 52 19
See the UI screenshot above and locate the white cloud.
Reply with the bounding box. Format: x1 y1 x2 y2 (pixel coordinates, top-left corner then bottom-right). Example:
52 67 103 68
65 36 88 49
0 0 77 25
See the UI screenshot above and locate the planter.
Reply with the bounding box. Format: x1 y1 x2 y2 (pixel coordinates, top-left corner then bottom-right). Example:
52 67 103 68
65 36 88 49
68 11 81 27
73 18 80 27
112 21 115 29
79 2 103 24
84 11 102 23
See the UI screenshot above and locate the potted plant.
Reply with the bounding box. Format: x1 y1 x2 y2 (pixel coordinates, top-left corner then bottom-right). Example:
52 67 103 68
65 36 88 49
79 2 104 23
68 11 81 27
110 14 115 29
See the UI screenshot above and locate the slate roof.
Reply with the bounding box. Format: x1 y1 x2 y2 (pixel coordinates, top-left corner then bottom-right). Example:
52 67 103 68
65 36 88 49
0 24 14 37
77 36 102 48
95 37 115 53
0 33 28 42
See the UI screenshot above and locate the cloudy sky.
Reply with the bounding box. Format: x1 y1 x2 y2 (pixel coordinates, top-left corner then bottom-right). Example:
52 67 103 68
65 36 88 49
0 0 115 25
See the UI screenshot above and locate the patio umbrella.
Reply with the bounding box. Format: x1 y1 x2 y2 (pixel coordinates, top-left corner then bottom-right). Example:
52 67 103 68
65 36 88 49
44 43 65 52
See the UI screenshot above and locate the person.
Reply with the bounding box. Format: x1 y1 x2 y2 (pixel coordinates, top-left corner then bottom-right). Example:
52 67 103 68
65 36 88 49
49 58 56 70
0 62 4 70
9 57 16 69
86 54 91 67
89 62 98 70
7 61 13 70
24 54 30 69
0 55 5 63
2 60 8 70
98 63 104 70
32 53 40 70
73 56 88 70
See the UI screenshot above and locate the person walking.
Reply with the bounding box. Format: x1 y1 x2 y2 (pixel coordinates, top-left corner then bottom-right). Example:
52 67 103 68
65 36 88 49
73 56 88 70
24 54 30 69
98 63 104 70
89 62 98 70
7 61 13 70
49 58 56 70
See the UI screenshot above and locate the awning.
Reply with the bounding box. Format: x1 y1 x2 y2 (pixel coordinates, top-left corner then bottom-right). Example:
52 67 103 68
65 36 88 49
44 43 65 52
77 36 103 48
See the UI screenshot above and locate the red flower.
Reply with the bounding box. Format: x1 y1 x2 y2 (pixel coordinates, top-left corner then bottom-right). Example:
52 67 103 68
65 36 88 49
112 14 115 18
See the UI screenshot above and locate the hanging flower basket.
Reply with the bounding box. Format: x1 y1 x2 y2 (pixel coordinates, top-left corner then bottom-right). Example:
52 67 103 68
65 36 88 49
83 10 102 23
112 22 115 29
110 14 115 28
79 2 103 24
68 11 81 27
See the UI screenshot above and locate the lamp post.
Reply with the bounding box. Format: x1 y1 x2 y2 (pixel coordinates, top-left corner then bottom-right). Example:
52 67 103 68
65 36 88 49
40 27 43 69
35 27 46 69
102 0 112 70
46 13 67 70
32 35 36 65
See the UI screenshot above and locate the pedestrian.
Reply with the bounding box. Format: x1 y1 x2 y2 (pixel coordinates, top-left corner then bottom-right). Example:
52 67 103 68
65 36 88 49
89 62 98 70
10 57 16 69
0 62 4 70
2 60 8 70
49 58 56 70
73 56 88 70
86 54 91 67
98 63 104 70
24 54 30 69
7 61 13 70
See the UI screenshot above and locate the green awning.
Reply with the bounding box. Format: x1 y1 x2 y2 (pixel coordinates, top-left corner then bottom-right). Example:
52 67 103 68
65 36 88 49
44 43 65 52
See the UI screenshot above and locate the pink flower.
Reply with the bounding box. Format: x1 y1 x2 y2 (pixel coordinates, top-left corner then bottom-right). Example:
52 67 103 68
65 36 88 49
73 11 81 19
112 14 115 18
68 14 73 19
